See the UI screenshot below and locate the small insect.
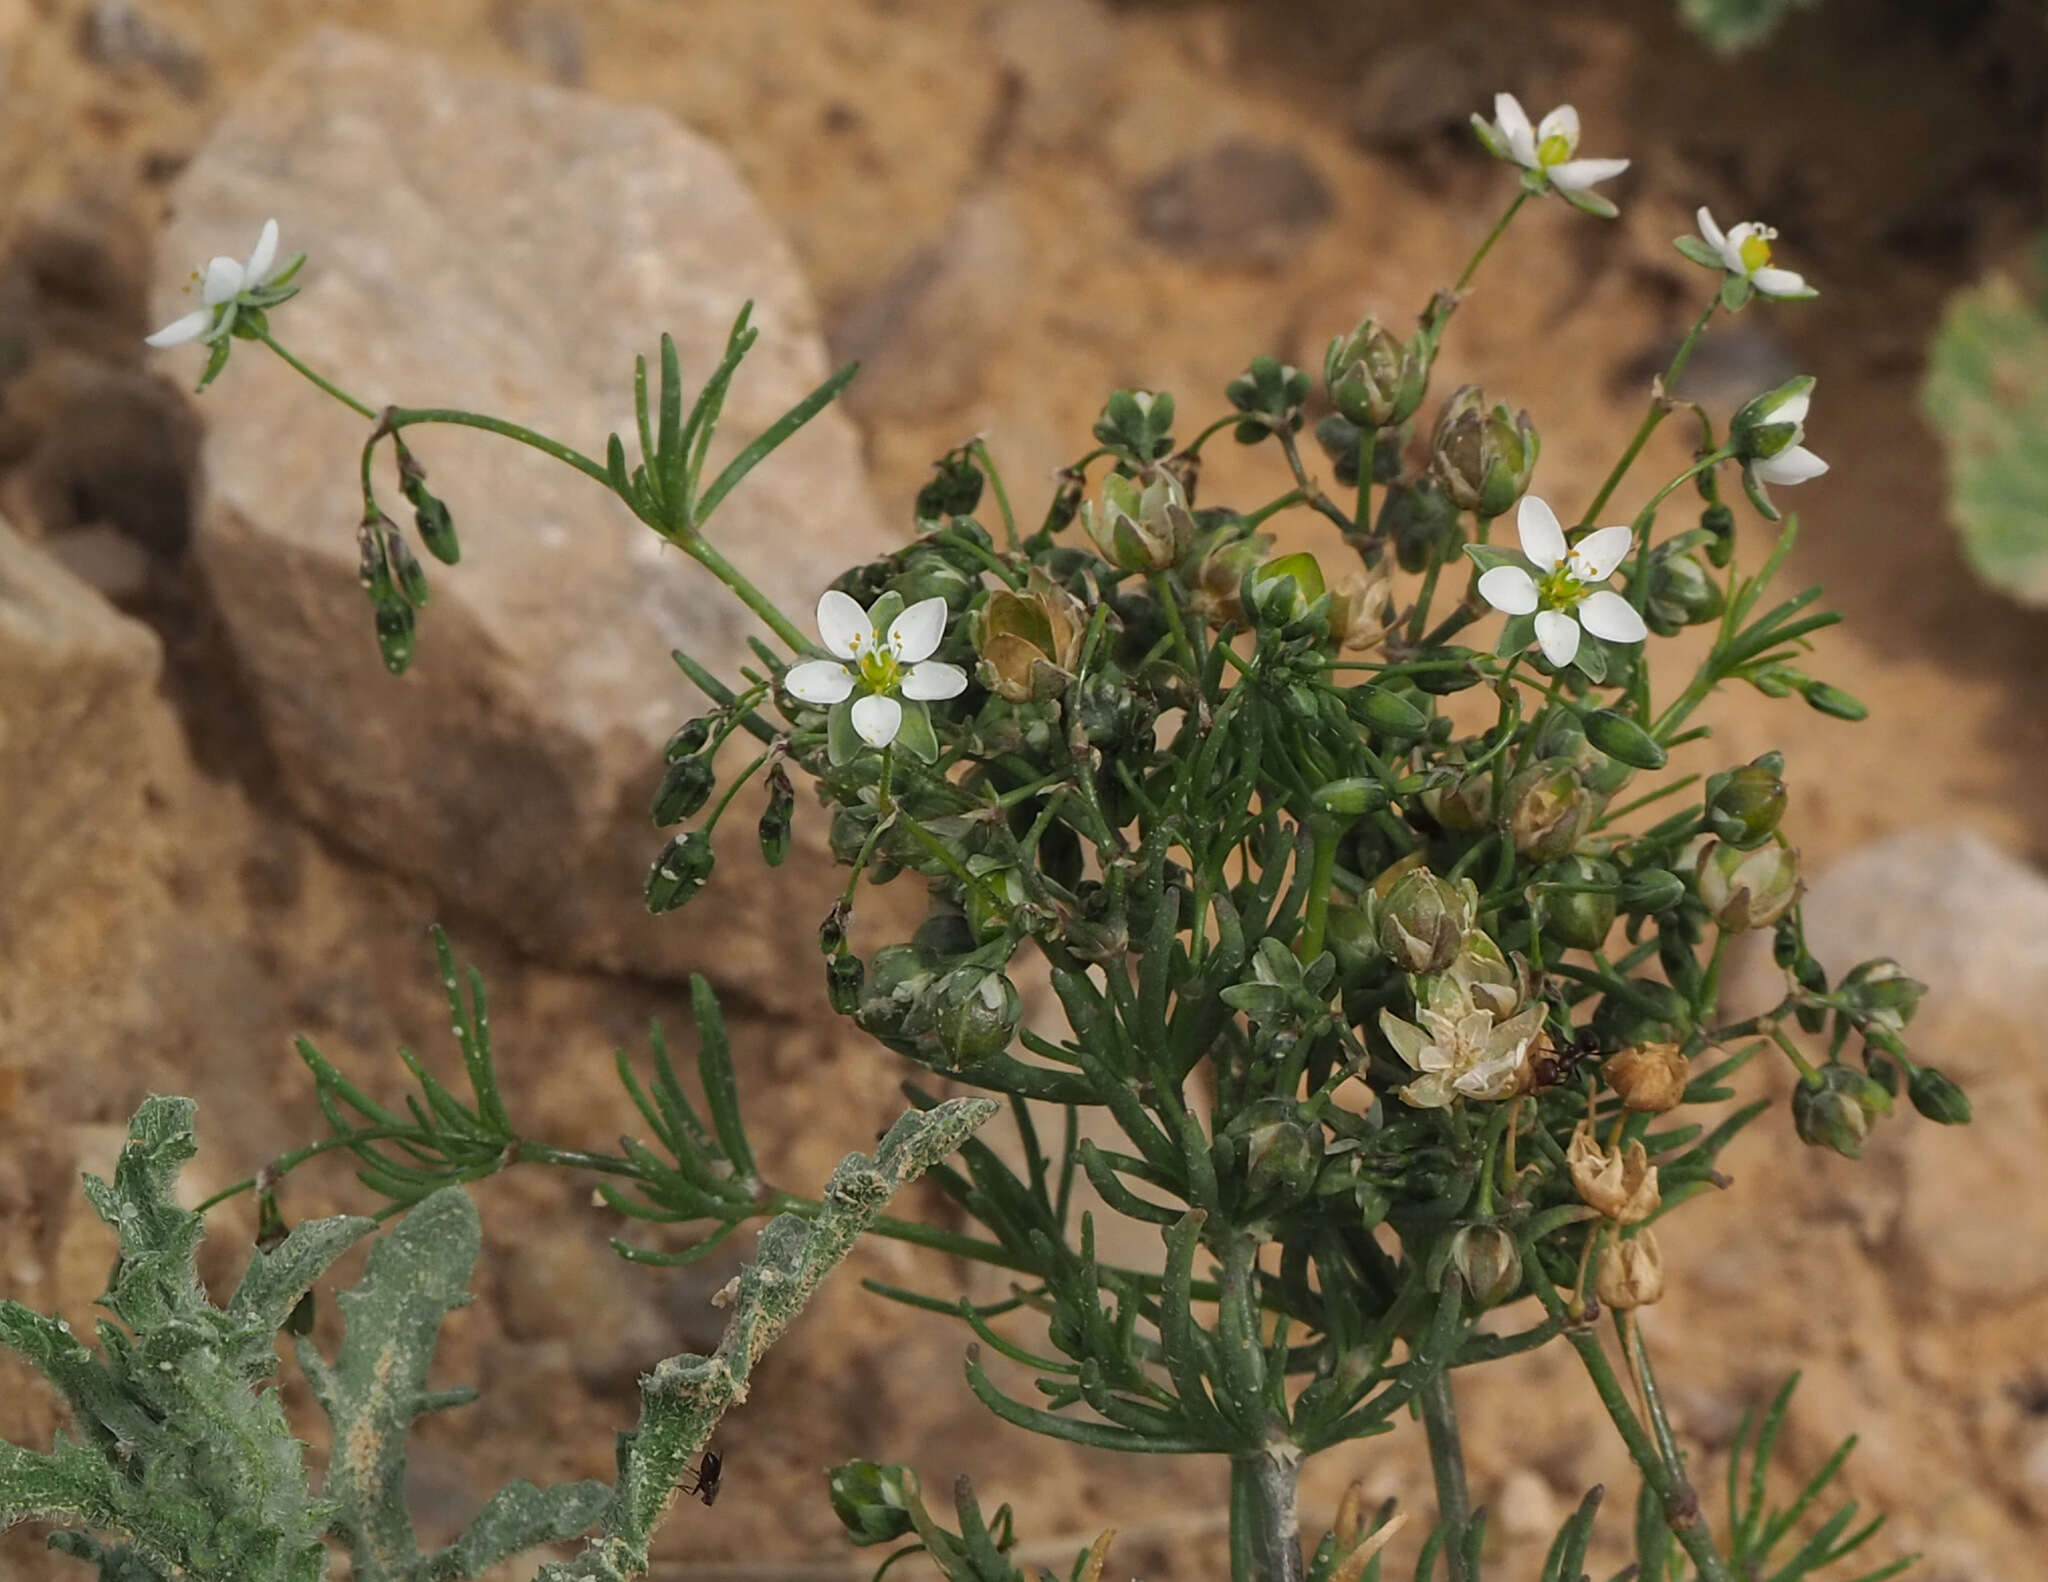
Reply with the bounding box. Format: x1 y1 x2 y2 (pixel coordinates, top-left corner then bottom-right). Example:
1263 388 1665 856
680 1450 722 1508
1532 1030 1601 1090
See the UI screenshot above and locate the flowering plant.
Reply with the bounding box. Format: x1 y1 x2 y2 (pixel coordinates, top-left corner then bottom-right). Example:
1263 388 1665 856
1 90 1968 1582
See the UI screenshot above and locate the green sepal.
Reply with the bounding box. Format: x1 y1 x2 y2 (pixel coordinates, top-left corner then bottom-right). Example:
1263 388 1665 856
827 699 863 765
1494 611 1538 658
1720 274 1756 312
1461 542 1525 574
893 698 941 764
1557 184 1619 221
1673 233 1723 270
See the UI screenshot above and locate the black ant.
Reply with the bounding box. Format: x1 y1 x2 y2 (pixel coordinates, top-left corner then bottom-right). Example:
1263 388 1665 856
1532 1030 1601 1090
680 1450 722 1508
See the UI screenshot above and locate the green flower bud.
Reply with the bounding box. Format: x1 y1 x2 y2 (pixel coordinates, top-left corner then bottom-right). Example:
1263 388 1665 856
1582 708 1667 771
664 716 715 763
915 451 985 520
854 944 935 1041
385 529 429 608
1700 501 1737 567
358 520 396 604
1907 1064 1971 1125
758 763 795 867
1225 354 1314 442
1705 760 1787 849
1346 682 1432 740
1246 549 1326 628
1080 467 1196 571
1643 547 1724 636
1374 868 1473 975
1314 411 1363 487
1694 838 1802 931
1324 316 1430 429
1429 385 1538 518
914 966 1023 1067
1840 958 1926 1034
1801 679 1868 721
974 574 1087 702
1234 1097 1326 1207
1543 855 1619 952
644 831 714 914
1449 1223 1521 1307
1792 1062 1892 1158
650 755 716 826
373 597 416 675
1039 465 1087 537
828 1460 919 1546
411 490 459 564
1382 477 1462 573
1505 759 1596 861
1618 868 1686 915
1092 388 1176 463
824 952 865 1016
1310 777 1388 817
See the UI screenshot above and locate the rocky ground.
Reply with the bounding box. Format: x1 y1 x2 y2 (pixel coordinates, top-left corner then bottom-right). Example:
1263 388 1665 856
2 0 2046 1578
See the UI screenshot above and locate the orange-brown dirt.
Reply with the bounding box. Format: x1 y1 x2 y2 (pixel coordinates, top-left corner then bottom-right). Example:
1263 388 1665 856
2 1 2045 1579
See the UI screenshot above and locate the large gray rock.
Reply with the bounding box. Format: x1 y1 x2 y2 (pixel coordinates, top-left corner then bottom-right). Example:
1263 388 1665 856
163 29 890 990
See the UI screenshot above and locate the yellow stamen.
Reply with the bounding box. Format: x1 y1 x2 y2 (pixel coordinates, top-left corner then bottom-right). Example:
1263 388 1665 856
1738 233 1773 273
1536 132 1574 168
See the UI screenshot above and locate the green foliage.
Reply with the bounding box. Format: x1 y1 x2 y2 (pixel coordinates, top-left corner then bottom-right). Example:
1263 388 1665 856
1678 0 1821 51
0 1096 362 1582
1922 263 2048 607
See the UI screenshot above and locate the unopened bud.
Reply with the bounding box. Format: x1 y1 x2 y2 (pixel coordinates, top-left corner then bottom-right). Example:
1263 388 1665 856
915 451 985 520
1568 1125 1660 1224
1603 1043 1688 1112
1581 709 1666 771
1542 855 1618 951
1839 958 1925 1034
1347 683 1432 740
1091 388 1176 463
1081 467 1195 571
1704 758 1787 849
1449 1223 1521 1307
373 597 416 675
1643 547 1725 636
758 763 795 867
1906 1064 1971 1125
1383 477 1462 573
644 831 715 914
1325 316 1431 429
854 945 934 1041
385 530 429 607
1237 1097 1326 1206
1311 777 1388 817
1595 1230 1665 1310
1618 868 1686 916
824 952 864 1016
1430 386 1538 518
828 1460 919 1546
914 967 1023 1067
665 716 715 763
651 755 716 826
1695 838 1802 931
1792 1063 1892 1158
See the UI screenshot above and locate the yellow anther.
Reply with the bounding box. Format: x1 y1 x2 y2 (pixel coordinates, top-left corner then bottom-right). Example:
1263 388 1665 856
1536 132 1574 168
1738 233 1773 273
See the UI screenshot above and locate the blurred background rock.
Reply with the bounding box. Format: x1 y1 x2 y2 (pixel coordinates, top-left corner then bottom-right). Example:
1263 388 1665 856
1 1 2044 1578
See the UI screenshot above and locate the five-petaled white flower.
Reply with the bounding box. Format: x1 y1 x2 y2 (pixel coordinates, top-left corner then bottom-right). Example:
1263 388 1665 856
146 218 296 347
1689 208 1815 301
1473 94 1630 215
1477 495 1649 670
784 590 968 750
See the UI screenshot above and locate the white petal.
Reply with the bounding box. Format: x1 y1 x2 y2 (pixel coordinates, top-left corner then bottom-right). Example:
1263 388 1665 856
1494 93 1536 166
850 693 902 748
1771 391 1811 425
1694 206 1726 252
1754 446 1828 486
1546 157 1629 191
1578 589 1649 644
1752 266 1812 299
1477 565 1540 616
244 218 280 284
1535 104 1580 152
201 256 245 305
816 589 873 657
901 660 968 701
1569 524 1635 583
887 596 948 663
1517 495 1568 570
783 659 855 705
1534 609 1581 668
144 307 214 347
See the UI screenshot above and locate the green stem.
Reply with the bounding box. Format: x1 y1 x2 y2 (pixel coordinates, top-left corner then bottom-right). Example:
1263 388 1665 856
1455 191 1530 294
381 407 613 489
1580 298 1718 525
675 531 812 655
1296 822 1340 964
1419 1369 1475 1582
256 330 379 420
1230 1445 1305 1582
969 438 1019 550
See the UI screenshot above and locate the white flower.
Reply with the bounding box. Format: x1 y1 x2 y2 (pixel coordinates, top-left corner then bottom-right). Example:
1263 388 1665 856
146 218 295 347
1380 989 1544 1109
784 590 968 749
1473 94 1629 214
1691 208 1815 300
1476 495 1650 670
1744 387 1828 486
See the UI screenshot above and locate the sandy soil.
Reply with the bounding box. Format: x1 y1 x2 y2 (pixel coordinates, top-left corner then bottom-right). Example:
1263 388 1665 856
1 0 2045 1578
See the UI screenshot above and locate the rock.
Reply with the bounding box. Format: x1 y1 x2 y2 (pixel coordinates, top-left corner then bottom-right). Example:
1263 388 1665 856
984 0 1119 150
0 514 174 1097
76 1 209 101
1493 1466 1564 1541
1132 139 1334 268
1896 1075 2048 1307
162 29 889 994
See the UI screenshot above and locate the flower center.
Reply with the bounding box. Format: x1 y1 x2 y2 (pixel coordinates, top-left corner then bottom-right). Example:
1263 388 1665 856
1536 131 1574 168
1738 233 1773 273
1537 565 1586 611
856 643 902 694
